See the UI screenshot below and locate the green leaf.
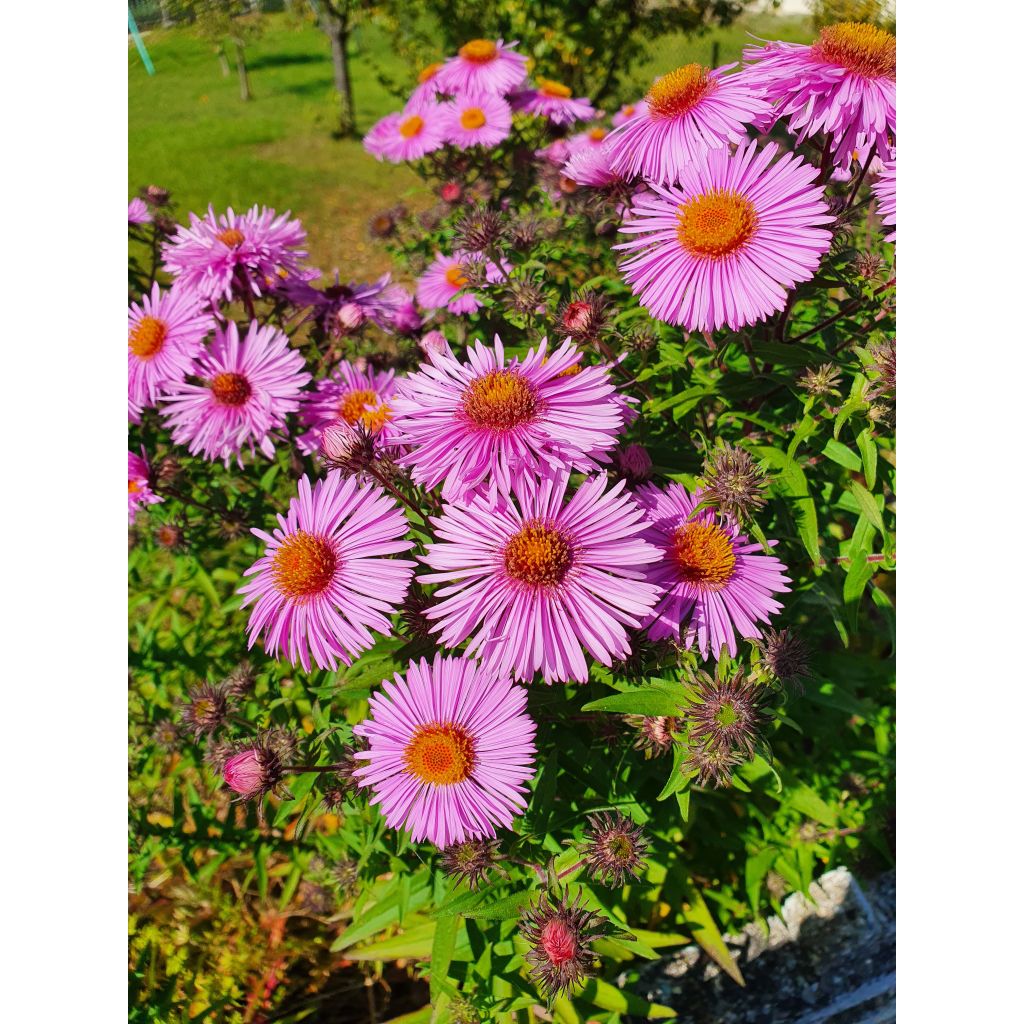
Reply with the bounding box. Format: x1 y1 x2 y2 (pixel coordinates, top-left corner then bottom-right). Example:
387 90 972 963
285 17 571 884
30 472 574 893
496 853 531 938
745 849 778 918
582 688 681 717
842 551 875 633
822 439 861 471
680 885 744 986
430 913 457 992
787 785 837 827
856 428 878 490
578 978 677 1018
751 446 820 564
347 920 436 961
849 480 884 531
436 889 534 921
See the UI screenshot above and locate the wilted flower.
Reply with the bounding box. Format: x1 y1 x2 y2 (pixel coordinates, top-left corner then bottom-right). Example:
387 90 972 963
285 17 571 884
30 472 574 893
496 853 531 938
553 291 611 345
334 858 360 895
367 209 397 239
506 214 541 249
580 811 650 887
702 442 767 522
204 737 234 773
865 339 896 400
180 683 229 740
625 715 679 758
152 719 181 751
318 420 378 477
440 838 502 890
264 726 300 764
756 627 810 690
297 880 334 916
453 206 505 253
506 277 545 315
627 324 658 355
223 660 257 699
682 741 743 789
686 669 770 759
153 522 187 552
615 443 653 486
521 891 608 1001
798 362 842 397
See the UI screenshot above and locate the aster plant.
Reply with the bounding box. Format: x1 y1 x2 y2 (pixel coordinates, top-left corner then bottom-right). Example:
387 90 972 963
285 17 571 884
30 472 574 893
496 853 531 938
129 22 895 1021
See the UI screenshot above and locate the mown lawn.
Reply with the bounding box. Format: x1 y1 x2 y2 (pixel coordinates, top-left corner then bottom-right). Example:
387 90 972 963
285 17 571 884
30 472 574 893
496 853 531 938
129 11 812 278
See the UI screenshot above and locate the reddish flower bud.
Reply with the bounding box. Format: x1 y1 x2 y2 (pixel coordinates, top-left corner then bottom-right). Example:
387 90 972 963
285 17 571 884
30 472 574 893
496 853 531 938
418 330 452 360
222 742 282 800
318 419 377 476
440 181 462 203
615 443 653 486
336 302 365 332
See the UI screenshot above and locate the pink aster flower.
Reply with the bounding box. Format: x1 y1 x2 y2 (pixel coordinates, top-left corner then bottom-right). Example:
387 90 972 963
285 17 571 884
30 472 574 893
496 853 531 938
742 22 896 169
611 100 649 128
391 335 625 504
128 197 151 225
409 61 447 104
439 92 512 149
296 360 397 455
872 156 896 242
364 100 446 163
162 205 308 304
434 39 528 96
282 271 411 335
128 449 162 524
239 473 415 672
419 468 662 684
562 143 623 188
129 282 216 415
604 63 771 185
616 140 833 333
566 125 612 158
160 319 311 466
419 330 453 360
416 252 487 314
512 80 596 126
636 482 790 660
536 138 571 166
352 653 537 846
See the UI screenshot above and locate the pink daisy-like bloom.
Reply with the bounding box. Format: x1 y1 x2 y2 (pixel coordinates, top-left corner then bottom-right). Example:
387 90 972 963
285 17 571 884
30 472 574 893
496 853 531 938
419 468 662 684
128 449 162 525
296 360 397 455
416 252 487 315
636 482 790 660
409 61 446 104
611 100 649 128
352 653 537 846
512 79 596 126
129 282 216 414
742 22 896 169
282 271 411 335
566 125 613 158
128 197 151 225
604 63 771 185
562 143 624 188
872 156 896 242
535 138 571 166
391 335 624 504
439 92 512 149
239 474 416 671
434 39 528 96
160 319 311 466
364 100 446 163
616 140 833 332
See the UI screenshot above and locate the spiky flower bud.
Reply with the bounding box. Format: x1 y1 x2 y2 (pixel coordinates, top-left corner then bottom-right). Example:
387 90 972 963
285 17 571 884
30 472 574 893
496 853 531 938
627 324 658 355
853 251 885 281
756 628 810 690
453 206 505 254
154 456 182 485
223 660 257 699
460 258 492 290
798 362 842 397
440 181 462 204
440 838 502 890
367 209 397 239
615 443 653 486
865 338 896 400
625 715 679 758
203 737 234 773
507 278 545 315
180 683 229 740
264 726 299 764
580 811 650 887
334 857 360 895
400 586 435 641
218 509 248 541
152 719 181 751
553 290 611 345
318 420 377 477
520 891 608 1001
682 742 744 789
507 214 541 249
221 738 284 804
141 184 171 207
417 207 442 231
685 669 770 759
701 441 767 522
297 880 335 915
154 522 186 551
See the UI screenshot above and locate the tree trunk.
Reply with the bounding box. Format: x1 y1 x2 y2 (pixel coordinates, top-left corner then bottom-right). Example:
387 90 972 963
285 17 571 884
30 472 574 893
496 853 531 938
326 16 356 137
233 38 251 101
159 0 174 28
217 46 230 78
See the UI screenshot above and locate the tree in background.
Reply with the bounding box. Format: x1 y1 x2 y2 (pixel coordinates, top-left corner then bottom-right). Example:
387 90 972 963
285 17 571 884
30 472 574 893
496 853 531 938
183 0 264 101
810 0 895 31
309 1 360 138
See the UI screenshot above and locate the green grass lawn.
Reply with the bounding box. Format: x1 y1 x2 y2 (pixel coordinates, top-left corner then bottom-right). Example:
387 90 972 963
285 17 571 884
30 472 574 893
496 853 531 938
129 11 813 279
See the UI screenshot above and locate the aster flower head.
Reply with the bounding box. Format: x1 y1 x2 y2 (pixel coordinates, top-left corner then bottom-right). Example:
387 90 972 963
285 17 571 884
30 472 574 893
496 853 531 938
604 63 772 185
416 252 489 314
440 837 504 890
580 810 650 887
364 99 446 163
636 482 791 660
611 99 649 127
742 22 896 169
160 319 310 467
512 79 596 126
521 890 608 1001
128 449 162 525
239 474 414 671
625 715 679 758
297 360 396 456
409 60 446 104
434 39 528 96
872 155 896 242
683 741 743 789
566 125 612 158
129 282 215 414
128 197 152 225
756 627 810 690
685 668 770 758
283 271 410 336
420 467 662 684
561 143 624 189
392 335 627 505
162 204 308 304
615 443 654 486
141 184 171 208
701 441 768 521
180 682 229 740
352 653 537 846
439 91 513 149
616 141 833 333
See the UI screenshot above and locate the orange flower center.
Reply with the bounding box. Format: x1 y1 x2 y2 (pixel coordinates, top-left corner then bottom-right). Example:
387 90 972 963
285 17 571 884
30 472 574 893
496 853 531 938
338 388 382 426
461 369 538 430
538 78 573 99
217 228 245 248
503 521 574 587
128 479 142 494
669 522 736 590
460 107 487 130
399 115 424 139
210 372 252 407
623 104 636 117
444 264 469 289
813 22 896 80
646 64 714 119
676 189 759 259
129 316 168 360
418 62 443 83
272 530 338 599
459 39 498 63
404 723 476 785
588 127 607 142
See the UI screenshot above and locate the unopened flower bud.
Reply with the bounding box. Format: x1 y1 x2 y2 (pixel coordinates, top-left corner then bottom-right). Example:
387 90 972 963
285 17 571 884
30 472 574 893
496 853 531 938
318 420 377 477
180 683 228 740
580 811 650 887
141 185 171 207
440 181 462 203
702 441 767 522
418 330 452 360
222 741 283 800
521 892 608 1000
615 443 652 486
335 302 365 333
